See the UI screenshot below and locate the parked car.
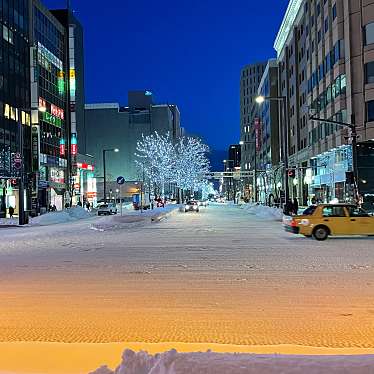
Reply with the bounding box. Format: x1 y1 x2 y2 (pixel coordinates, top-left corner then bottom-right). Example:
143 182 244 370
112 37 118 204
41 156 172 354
198 200 208 207
185 201 200 213
98 203 118 216
284 204 374 241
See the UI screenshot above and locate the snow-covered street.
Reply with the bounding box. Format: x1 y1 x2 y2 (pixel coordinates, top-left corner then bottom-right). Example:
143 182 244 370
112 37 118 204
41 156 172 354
1 203 374 373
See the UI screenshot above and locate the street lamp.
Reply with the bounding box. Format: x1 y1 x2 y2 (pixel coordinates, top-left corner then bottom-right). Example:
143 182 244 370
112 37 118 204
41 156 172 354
102 148 119 203
255 95 289 205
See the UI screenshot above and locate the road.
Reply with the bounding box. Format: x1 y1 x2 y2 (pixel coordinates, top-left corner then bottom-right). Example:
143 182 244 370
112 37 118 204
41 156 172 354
1 204 374 373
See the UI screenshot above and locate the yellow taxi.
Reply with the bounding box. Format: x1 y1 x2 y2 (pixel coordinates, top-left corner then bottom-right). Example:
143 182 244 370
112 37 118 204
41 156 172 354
284 204 374 241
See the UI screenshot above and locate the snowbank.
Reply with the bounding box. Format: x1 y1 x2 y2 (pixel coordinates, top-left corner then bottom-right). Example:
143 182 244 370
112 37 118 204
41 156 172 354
90 349 374 374
241 203 283 221
90 205 180 231
31 206 92 226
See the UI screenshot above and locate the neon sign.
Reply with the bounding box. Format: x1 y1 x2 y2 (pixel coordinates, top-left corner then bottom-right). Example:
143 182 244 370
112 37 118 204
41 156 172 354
51 104 64 120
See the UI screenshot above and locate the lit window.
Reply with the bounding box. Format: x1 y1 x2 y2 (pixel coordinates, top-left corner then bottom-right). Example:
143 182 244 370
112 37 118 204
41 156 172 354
4 104 10 118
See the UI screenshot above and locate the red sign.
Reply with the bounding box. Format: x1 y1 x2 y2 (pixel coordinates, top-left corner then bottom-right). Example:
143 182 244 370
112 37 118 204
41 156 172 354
87 192 97 199
39 97 46 111
71 143 77 156
51 104 64 120
60 143 65 156
76 162 94 171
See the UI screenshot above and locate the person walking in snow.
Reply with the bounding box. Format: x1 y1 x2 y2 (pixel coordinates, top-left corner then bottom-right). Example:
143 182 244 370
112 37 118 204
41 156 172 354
8 206 14 218
293 198 299 215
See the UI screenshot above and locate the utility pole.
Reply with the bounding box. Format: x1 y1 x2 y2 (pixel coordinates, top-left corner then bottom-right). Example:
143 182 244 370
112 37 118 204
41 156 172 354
18 111 25 225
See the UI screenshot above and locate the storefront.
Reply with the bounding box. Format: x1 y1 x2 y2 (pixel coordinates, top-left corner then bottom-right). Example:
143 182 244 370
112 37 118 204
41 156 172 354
309 145 352 203
72 162 97 207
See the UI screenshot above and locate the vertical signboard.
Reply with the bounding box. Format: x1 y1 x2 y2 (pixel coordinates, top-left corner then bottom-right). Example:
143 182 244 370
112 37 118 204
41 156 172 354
255 118 262 152
31 125 40 172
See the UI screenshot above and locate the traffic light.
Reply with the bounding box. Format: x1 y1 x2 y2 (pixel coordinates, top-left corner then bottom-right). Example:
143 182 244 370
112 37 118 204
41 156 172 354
288 169 296 178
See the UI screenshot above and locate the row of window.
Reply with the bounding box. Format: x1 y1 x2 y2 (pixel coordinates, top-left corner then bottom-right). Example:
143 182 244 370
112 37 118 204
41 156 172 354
307 40 344 93
310 74 347 112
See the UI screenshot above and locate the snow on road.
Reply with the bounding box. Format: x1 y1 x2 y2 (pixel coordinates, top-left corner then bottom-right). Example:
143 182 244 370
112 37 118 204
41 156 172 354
0 204 374 373
90 349 374 374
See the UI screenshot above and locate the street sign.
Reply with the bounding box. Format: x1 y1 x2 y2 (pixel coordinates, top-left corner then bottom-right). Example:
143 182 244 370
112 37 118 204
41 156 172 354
117 176 125 185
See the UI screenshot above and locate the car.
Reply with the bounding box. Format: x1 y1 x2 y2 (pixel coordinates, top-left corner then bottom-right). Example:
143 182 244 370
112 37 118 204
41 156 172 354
198 200 208 207
185 201 200 212
98 203 118 216
284 203 374 241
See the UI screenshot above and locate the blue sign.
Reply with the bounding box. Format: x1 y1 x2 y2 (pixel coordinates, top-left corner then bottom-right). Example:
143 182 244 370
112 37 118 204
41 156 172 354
117 176 125 185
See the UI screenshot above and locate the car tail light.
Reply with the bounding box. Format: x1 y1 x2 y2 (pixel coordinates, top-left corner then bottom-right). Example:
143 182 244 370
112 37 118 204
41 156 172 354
291 219 298 227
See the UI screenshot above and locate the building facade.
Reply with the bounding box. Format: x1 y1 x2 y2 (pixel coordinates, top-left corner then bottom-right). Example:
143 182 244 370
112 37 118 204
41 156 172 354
223 144 241 201
51 9 89 206
274 0 374 206
85 91 182 201
0 0 32 218
239 62 267 199
31 0 69 212
256 59 281 204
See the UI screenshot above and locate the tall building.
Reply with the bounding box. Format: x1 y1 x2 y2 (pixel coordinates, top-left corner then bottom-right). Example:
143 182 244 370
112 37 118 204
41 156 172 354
0 0 32 218
239 62 267 199
223 144 241 201
256 59 280 204
30 0 69 211
51 9 89 206
274 0 374 206
85 91 182 200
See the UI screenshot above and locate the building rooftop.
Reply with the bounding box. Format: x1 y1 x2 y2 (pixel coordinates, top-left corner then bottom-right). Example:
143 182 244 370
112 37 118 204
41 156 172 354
274 0 303 57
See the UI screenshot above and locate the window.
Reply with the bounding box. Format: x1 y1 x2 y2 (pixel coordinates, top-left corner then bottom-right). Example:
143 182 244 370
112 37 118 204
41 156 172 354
322 206 346 217
367 101 374 121
324 18 329 32
347 206 370 218
365 23 374 45
365 62 374 84
332 4 337 20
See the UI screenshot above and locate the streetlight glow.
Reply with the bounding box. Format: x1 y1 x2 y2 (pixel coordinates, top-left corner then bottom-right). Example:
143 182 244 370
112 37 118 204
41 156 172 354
239 141 244 145
114 148 119 152
255 95 265 104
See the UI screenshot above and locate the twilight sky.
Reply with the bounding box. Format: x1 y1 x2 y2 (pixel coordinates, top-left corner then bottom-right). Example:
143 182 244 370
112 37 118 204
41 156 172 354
44 0 288 150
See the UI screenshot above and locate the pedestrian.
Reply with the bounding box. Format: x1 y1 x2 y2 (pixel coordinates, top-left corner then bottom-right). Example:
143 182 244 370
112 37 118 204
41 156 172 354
77 200 82 207
86 201 91 211
293 198 299 215
311 196 317 205
48 204 53 212
151 200 154 210
8 206 14 219
283 199 294 216
52 204 57 212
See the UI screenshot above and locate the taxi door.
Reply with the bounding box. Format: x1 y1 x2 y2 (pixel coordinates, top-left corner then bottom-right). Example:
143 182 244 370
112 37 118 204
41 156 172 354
346 206 374 235
320 205 351 235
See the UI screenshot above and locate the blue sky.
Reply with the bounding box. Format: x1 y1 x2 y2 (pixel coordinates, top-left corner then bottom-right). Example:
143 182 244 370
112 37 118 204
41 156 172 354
43 0 288 150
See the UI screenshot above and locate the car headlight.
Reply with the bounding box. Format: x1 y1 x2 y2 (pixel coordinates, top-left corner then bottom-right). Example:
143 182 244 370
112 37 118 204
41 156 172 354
193 205 198 210
185 205 190 209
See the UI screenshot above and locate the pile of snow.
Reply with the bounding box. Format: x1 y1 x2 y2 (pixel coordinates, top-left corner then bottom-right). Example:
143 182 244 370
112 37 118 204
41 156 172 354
90 205 180 231
90 349 374 374
241 203 283 221
31 206 92 226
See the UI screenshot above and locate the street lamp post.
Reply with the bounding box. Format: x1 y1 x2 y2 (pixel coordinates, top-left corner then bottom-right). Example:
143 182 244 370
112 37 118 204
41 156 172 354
256 95 289 205
102 148 119 203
